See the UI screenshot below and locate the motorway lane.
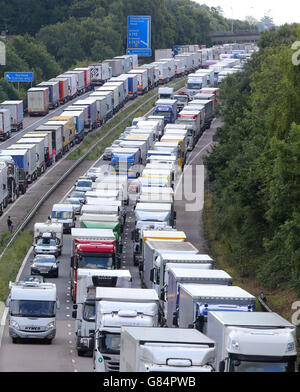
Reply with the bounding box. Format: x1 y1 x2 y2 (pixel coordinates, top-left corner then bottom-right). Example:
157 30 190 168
0 114 219 373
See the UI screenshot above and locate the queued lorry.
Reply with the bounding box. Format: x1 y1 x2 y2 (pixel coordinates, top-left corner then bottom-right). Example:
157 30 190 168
0 101 23 131
7 278 60 344
8 143 37 183
207 311 297 373
37 81 60 109
0 109 11 140
0 162 9 213
72 268 132 356
120 327 216 372
93 287 159 372
128 69 148 95
27 87 49 116
36 124 64 160
50 77 69 104
70 228 119 303
153 99 178 126
0 149 28 194
89 62 111 86
16 138 46 176
0 155 20 202
176 108 203 149
175 284 256 333
166 268 232 328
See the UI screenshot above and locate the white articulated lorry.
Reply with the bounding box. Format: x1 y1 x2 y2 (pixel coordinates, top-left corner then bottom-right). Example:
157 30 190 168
120 327 216 372
166 268 232 328
176 284 256 333
207 311 297 373
93 287 159 372
7 279 60 343
72 269 132 357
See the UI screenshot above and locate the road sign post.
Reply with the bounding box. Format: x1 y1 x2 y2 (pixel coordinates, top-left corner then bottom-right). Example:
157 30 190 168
0 41 6 66
127 16 152 57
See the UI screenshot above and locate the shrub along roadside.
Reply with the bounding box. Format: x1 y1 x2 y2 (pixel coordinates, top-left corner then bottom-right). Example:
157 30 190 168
0 230 33 301
67 77 187 161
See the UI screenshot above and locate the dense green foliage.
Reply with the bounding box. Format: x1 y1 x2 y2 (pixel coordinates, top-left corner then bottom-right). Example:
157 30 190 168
205 24 300 293
0 36 62 101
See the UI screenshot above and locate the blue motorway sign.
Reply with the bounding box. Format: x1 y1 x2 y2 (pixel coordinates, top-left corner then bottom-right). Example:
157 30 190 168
4 72 33 82
127 15 152 57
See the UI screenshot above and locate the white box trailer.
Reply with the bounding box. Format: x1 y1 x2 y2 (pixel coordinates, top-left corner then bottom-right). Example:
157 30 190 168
36 124 63 160
138 65 155 89
26 132 53 166
37 82 59 109
0 109 11 140
207 311 297 372
177 284 256 332
120 327 216 372
143 239 198 290
91 91 113 120
167 268 232 328
96 85 119 113
110 77 129 101
155 49 173 61
152 62 170 84
74 67 92 91
0 161 8 212
0 100 23 131
64 70 85 94
8 144 37 182
93 287 159 372
159 58 176 80
119 140 147 164
58 73 77 99
128 69 148 94
114 55 132 73
17 138 45 175
103 59 123 77
86 95 107 125
89 62 111 85
27 87 49 116
104 82 125 108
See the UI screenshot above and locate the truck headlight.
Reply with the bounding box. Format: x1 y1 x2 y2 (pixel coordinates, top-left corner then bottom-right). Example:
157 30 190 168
80 338 89 347
231 340 239 350
10 320 19 330
286 342 295 352
47 322 55 330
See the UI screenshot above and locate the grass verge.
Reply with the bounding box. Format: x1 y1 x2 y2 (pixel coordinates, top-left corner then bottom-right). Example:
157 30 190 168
0 230 33 301
67 78 187 161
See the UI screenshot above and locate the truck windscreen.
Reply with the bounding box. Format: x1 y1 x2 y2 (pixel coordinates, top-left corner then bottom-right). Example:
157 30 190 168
10 300 55 318
187 82 201 90
78 253 114 269
52 211 73 219
99 332 120 354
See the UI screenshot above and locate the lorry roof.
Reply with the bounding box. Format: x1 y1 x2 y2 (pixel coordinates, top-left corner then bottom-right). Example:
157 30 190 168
146 241 199 253
78 268 131 278
122 327 215 345
170 268 231 280
209 311 294 328
180 284 255 300
96 287 158 301
143 231 185 240
160 253 213 262
135 203 171 211
71 228 115 238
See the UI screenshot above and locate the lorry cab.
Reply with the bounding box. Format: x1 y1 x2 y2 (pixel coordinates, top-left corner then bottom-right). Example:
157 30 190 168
7 279 59 343
34 222 63 256
72 268 132 357
153 99 178 125
51 204 75 234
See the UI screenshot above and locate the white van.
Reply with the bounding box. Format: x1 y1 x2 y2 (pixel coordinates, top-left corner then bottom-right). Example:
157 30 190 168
51 204 76 234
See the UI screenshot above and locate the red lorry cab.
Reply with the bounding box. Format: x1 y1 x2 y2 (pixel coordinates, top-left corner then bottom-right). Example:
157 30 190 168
71 240 117 302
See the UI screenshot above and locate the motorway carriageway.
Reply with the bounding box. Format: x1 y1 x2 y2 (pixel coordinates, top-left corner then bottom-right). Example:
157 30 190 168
0 109 220 373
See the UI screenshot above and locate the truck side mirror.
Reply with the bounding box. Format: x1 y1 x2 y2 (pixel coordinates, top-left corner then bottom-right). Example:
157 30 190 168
72 310 77 319
219 360 225 373
70 256 74 267
173 211 177 220
139 263 143 272
160 288 165 302
73 304 78 310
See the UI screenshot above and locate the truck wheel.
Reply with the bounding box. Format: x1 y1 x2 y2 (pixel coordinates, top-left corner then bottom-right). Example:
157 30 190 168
45 339 52 345
12 337 19 344
77 349 85 357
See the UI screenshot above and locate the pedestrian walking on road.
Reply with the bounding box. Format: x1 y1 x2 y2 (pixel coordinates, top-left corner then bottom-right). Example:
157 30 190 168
7 216 13 234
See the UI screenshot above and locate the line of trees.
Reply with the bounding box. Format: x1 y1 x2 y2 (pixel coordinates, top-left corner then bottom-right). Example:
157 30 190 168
204 24 300 294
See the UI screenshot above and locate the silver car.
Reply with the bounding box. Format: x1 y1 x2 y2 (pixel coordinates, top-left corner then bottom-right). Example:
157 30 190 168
31 255 59 278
